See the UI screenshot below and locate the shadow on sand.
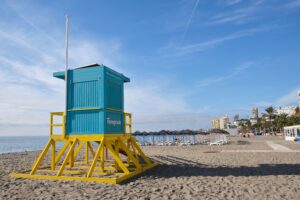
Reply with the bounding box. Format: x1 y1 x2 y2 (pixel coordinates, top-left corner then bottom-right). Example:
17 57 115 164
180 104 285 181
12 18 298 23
152 155 300 177
123 155 300 183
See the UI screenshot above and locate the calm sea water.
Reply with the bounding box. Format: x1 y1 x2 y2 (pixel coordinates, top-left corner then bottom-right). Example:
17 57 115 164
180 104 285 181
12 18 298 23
0 135 201 154
0 136 49 154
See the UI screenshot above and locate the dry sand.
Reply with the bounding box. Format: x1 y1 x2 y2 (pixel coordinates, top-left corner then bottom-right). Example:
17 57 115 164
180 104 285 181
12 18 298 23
1 136 300 200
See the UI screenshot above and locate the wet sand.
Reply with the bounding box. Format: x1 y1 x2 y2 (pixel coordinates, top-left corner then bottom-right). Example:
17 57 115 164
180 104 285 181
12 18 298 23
1 136 300 199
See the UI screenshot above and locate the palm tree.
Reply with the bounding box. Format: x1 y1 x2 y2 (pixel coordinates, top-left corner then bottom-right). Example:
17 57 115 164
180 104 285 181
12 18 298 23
265 106 275 118
295 106 300 117
274 113 288 133
265 106 275 134
255 118 263 132
260 114 268 134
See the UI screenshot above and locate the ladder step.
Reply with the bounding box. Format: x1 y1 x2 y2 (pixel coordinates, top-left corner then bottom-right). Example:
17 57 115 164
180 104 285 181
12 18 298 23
51 124 64 126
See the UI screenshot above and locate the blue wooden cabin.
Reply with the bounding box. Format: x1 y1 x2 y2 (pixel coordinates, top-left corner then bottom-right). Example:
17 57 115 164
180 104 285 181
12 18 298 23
53 64 130 135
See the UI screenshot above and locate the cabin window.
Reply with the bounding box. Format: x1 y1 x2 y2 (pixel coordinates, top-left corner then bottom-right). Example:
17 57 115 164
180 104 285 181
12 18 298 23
292 129 295 137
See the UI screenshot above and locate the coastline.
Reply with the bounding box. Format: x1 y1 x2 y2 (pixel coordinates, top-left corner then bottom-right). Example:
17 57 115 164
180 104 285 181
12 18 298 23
0 136 49 154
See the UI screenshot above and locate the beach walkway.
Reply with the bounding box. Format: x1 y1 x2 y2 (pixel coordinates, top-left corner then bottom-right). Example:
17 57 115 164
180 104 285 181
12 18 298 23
222 150 300 153
221 139 299 153
266 141 292 152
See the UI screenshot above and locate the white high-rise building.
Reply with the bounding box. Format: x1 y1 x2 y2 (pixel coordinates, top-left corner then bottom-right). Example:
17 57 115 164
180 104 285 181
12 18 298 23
252 107 259 119
274 91 300 116
275 106 296 116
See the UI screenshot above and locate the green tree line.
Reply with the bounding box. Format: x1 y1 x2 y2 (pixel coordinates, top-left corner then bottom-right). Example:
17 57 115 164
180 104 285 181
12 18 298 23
242 106 300 134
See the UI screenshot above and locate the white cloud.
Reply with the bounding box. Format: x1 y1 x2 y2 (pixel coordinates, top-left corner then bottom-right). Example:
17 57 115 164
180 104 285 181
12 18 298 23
182 0 200 40
285 0 300 8
180 27 267 53
126 82 188 115
221 0 242 6
254 87 300 110
125 79 212 131
69 39 123 69
254 101 273 108
0 4 126 136
275 88 300 106
209 0 263 25
160 26 271 56
0 124 48 137
0 1 214 136
196 62 253 88
0 83 64 125
131 113 212 132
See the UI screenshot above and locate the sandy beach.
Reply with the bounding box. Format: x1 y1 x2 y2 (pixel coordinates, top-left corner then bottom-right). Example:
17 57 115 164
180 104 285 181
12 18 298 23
1 136 300 200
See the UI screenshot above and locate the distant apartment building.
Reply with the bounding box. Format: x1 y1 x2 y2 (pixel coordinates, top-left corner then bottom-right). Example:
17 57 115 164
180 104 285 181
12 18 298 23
249 107 259 125
233 115 239 127
211 119 220 129
252 107 259 119
211 115 230 129
233 120 239 127
233 114 239 122
219 116 229 129
250 118 258 125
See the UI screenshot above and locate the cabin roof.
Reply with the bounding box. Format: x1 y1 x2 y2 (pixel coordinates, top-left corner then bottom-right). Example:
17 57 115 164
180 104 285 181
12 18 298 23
53 63 130 82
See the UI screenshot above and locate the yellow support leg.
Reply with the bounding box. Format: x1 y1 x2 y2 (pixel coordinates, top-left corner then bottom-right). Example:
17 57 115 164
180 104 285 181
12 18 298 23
100 144 104 173
87 142 95 157
106 141 130 175
131 140 139 160
126 139 131 164
130 137 152 165
105 147 108 160
31 139 53 175
74 141 84 158
57 139 78 176
87 140 104 178
85 141 89 164
119 139 141 170
55 141 70 165
70 147 74 168
51 140 56 171
114 140 120 170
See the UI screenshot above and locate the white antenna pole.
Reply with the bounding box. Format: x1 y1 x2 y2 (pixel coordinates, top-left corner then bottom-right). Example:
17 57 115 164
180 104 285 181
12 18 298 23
65 15 69 124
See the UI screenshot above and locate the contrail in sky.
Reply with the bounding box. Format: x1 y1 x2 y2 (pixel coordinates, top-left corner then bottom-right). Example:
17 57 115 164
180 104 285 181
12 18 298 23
182 0 200 41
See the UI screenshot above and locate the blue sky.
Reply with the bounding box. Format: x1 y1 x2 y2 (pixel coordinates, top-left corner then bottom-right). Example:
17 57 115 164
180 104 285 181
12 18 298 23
0 0 300 135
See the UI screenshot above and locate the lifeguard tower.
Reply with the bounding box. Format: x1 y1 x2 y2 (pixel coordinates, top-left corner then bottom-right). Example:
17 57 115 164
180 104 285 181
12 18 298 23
10 64 157 184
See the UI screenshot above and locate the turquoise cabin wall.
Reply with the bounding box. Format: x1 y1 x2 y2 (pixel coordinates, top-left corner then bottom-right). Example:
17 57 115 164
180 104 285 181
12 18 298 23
67 110 124 135
105 70 124 111
67 66 104 110
53 64 129 135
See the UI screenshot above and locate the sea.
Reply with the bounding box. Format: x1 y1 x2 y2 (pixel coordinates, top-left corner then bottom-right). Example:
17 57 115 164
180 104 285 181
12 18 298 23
0 134 202 154
0 135 168 154
0 136 50 154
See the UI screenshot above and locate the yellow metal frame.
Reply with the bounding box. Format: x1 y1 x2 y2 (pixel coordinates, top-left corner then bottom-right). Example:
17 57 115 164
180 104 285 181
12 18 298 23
124 113 132 134
50 112 65 138
10 112 157 184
